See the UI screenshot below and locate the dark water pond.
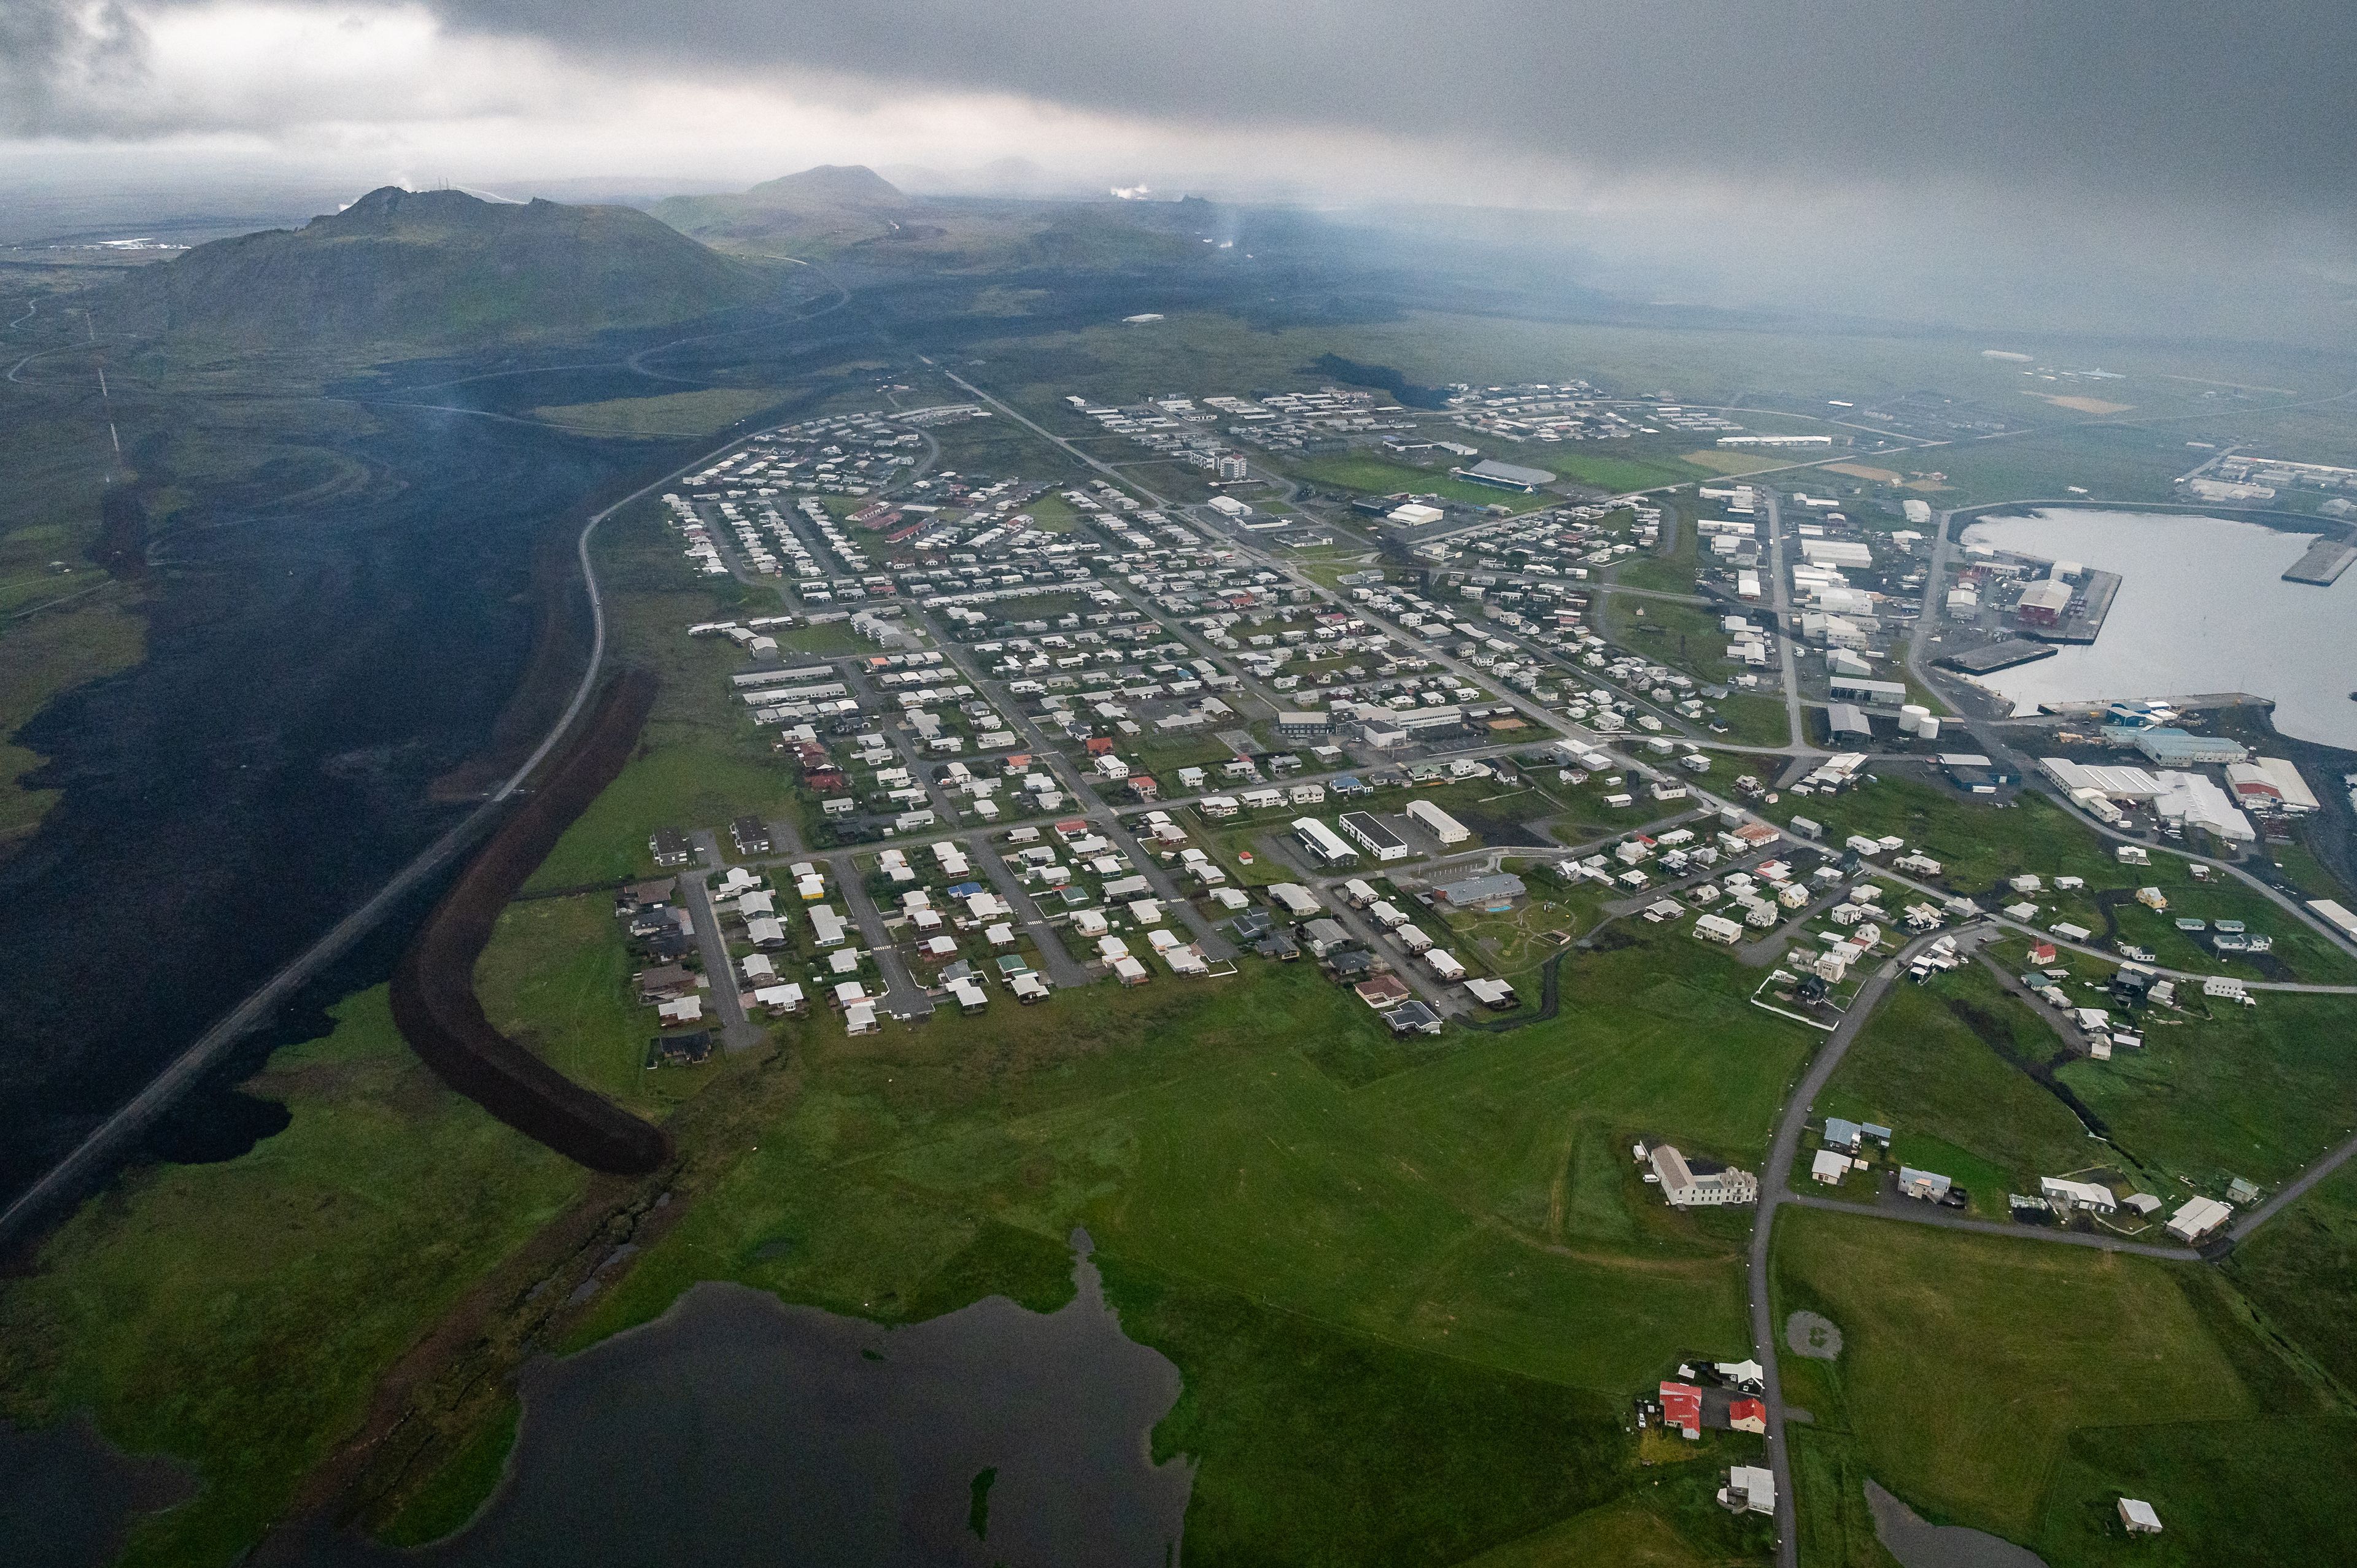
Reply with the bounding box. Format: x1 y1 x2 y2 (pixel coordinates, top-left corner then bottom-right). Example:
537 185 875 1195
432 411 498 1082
359 1230 1191 1567
0 1413 196 1568
1867 1480 2047 1568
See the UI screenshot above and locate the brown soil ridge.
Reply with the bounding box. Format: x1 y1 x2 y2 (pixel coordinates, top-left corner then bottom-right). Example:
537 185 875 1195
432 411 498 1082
391 668 670 1174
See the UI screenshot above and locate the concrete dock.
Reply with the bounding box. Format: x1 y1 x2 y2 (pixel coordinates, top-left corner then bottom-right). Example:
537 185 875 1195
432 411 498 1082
2027 567 2121 644
2283 535 2356 587
1938 638 2059 676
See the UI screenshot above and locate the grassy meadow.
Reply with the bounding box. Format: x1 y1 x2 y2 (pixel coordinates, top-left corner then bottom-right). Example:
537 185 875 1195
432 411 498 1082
537 929 1813 1560
1814 962 2111 1214
1770 1207 2347 1566
0 989 586 1568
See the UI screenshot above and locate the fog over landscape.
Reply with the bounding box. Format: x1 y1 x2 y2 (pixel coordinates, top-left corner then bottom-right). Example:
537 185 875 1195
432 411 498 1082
7 0 2356 336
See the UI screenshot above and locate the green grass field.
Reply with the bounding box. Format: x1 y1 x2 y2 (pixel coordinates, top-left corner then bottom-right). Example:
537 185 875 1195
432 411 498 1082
1284 452 1554 512
522 502 809 891
1814 963 2108 1214
1779 781 2357 1192
1458 1494 1757 1567
0 590 145 855
2034 1415 2357 1566
475 891 724 1114
1545 450 1702 494
524 741 800 889
1763 775 2201 904
1610 506 1703 595
1717 690 1796 746
1771 1208 2293 1554
2058 990 2357 1192
528 388 785 437
1602 594 1740 682
0 989 586 1568
773 619 866 654
535 930 1813 1559
2224 1154 2357 1397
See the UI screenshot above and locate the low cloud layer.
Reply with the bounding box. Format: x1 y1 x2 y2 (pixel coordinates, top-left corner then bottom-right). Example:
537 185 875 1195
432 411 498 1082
448 0 2356 214
4 0 2353 338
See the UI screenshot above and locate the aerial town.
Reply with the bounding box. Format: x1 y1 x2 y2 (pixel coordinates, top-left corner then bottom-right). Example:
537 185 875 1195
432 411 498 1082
12 12 2357 1563
611 377 2356 1262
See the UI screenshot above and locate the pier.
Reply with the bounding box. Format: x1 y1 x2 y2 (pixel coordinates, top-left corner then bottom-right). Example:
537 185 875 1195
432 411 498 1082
2283 534 2355 587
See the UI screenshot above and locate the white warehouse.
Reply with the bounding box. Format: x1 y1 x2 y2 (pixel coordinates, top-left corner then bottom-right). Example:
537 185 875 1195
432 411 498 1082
1293 817 1359 867
1406 799 1471 846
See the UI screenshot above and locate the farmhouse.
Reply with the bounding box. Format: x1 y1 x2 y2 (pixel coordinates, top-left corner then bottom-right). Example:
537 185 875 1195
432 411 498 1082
2165 1196 2232 1243
1719 1465 1776 1516
2040 1176 2117 1215
1649 1144 1759 1208
1658 1382 1703 1439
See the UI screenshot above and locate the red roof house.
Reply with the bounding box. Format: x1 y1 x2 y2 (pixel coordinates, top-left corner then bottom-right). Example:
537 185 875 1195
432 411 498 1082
1728 1397 1767 1434
1659 1382 1703 1440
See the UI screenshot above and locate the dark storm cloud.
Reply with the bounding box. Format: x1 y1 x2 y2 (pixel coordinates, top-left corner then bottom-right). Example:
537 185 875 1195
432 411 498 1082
440 0 2356 207
0 0 145 136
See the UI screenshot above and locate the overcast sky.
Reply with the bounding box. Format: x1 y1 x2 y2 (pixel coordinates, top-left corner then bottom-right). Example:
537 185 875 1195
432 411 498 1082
7 0 2355 338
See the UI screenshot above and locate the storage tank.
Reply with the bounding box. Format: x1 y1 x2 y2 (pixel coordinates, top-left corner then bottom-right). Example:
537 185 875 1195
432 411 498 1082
1899 704 1931 736
1917 715 1941 740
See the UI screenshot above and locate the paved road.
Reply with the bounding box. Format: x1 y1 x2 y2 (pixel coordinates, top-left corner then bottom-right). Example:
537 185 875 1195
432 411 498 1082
679 833 763 1053
1747 935 1942 1568
834 863 937 1019
1780 1191 2200 1261
1760 489 1807 750
2227 1125 2357 1243
966 833 1093 989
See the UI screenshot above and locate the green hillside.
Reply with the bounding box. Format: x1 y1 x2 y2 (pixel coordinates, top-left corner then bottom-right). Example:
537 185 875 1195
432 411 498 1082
652 164 914 250
654 164 1212 272
123 186 773 347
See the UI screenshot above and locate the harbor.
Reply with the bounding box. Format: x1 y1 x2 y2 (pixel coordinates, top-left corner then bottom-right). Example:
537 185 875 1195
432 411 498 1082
1959 511 2357 749
2022 565 2121 644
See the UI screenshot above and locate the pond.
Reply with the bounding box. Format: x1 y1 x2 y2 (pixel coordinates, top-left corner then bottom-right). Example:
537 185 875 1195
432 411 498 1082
0 1413 195 1568
367 1230 1192 1567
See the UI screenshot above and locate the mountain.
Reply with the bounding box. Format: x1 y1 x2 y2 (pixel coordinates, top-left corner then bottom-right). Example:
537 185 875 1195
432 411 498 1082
651 164 1215 274
651 164 913 252
122 186 773 347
